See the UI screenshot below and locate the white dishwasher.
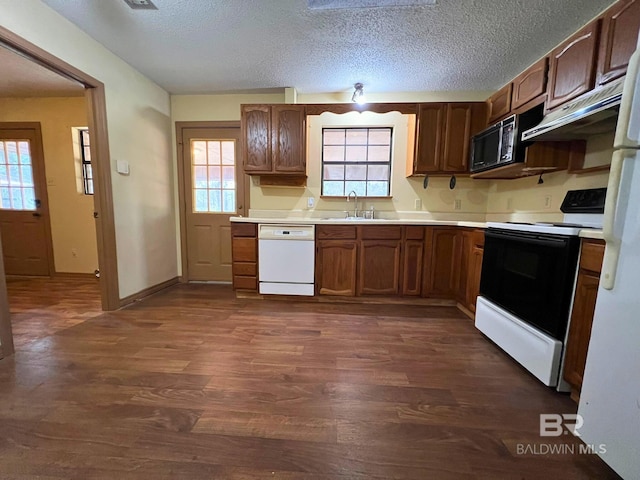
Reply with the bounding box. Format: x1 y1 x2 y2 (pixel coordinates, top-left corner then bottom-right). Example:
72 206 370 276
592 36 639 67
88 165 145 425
258 224 315 296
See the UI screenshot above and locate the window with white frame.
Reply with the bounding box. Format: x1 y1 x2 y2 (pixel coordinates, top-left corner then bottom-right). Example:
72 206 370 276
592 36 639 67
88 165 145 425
321 127 392 197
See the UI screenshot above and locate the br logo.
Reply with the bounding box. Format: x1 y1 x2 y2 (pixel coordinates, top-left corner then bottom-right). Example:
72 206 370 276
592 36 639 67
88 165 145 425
540 414 584 437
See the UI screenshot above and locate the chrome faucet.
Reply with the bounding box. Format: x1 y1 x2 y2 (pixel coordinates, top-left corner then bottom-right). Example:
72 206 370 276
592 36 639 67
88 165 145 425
346 190 359 218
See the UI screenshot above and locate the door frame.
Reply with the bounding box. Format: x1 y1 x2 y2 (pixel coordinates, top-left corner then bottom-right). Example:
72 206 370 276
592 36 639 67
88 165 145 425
0 25 120 355
0 122 55 276
175 121 249 282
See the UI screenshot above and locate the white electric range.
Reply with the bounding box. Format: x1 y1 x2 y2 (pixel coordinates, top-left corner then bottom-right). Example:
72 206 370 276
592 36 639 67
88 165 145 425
476 188 606 392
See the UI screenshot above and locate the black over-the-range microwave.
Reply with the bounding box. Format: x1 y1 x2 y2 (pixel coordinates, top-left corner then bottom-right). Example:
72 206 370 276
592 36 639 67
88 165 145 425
470 107 543 174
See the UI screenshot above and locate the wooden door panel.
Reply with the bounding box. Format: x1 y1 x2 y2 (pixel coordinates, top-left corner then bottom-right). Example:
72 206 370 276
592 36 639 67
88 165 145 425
402 240 423 296
467 246 484 312
487 83 512 124
512 57 548 109
547 21 600 111
442 104 473 173
0 125 52 276
423 227 458 298
181 126 244 282
358 240 401 295
241 105 271 173
597 0 640 85
0 216 49 275
316 240 357 296
563 272 600 390
272 105 306 174
413 103 444 174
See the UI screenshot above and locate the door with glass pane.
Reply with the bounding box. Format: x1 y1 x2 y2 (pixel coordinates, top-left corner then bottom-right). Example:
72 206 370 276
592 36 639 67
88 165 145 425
0 124 52 276
181 127 245 281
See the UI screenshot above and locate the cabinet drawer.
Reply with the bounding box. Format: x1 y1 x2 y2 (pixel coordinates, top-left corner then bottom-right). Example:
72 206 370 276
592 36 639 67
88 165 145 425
405 225 425 240
232 238 257 262
317 225 357 240
232 223 257 237
580 240 605 273
233 276 257 290
233 262 257 276
360 225 402 240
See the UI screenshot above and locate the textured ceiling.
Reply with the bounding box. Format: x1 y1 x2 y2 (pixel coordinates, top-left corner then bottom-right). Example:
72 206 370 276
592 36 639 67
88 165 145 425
0 46 85 98
40 0 617 95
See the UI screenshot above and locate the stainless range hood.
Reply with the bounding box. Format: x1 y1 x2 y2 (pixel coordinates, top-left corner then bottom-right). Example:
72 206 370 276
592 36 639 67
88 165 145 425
521 77 624 141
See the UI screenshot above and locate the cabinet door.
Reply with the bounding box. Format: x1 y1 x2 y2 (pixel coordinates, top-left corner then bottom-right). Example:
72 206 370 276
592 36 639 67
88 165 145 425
358 240 401 295
466 245 484 312
512 57 548 110
487 83 512 124
272 105 306 174
242 105 272 173
316 240 357 296
443 104 481 173
597 0 640 86
547 21 600 111
402 239 424 296
423 227 458 298
413 103 445 174
563 271 600 391
456 230 471 303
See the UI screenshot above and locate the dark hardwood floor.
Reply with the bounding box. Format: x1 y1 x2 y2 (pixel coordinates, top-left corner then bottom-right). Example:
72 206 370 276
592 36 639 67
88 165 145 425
0 278 620 479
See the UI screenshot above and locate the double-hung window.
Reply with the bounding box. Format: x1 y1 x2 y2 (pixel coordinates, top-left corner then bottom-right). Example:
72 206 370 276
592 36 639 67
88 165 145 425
321 127 392 197
79 129 93 195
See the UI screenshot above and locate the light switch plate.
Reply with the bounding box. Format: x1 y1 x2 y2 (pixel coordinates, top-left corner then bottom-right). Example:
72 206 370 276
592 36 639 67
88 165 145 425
116 160 130 175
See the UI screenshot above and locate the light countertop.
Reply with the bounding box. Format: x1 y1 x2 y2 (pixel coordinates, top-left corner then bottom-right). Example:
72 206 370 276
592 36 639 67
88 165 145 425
231 215 604 240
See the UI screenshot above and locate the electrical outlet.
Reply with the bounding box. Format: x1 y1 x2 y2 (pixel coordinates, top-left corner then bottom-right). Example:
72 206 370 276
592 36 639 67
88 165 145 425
307 196 315 209
71 248 77 258
414 198 421 210
454 199 462 211
544 195 552 209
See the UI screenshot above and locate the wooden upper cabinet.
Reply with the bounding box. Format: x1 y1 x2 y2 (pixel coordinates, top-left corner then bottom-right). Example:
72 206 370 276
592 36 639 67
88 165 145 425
546 21 600 111
487 83 512 124
241 105 271 173
511 57 548 110
241 104 306 175
412 102 485 175
271 105 306 174
413 103 445 174
597 0 640 86
442 103 482 173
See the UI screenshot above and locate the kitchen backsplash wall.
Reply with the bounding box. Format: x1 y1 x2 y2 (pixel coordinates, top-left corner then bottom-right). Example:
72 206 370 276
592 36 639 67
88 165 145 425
485 132 613 222
249 110 492 218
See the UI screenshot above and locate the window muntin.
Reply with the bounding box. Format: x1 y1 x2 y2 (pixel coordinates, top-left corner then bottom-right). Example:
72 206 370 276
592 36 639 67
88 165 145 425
79 129 94 195
0 140 36 210
191 139 237 213
321 127 392 197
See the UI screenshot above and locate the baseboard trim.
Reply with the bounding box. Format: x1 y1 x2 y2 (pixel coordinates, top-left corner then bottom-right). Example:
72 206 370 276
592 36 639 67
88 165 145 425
119 276 179 308
54 272 97 280
235 291 458 307
457 303 475 320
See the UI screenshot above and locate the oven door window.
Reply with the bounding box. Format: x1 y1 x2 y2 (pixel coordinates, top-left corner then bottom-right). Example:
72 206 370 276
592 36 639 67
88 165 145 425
480 230 580 340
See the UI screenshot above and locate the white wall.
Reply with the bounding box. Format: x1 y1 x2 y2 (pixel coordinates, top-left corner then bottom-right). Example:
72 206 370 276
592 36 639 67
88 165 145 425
0 0 177 298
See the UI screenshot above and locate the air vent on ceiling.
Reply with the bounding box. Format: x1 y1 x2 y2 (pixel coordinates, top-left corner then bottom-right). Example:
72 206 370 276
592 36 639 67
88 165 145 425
123 0 158 10
308 0 436 9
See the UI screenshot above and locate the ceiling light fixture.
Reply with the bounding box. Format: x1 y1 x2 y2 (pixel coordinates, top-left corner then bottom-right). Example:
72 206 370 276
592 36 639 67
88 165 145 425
123 0 158 10
352 83 366 104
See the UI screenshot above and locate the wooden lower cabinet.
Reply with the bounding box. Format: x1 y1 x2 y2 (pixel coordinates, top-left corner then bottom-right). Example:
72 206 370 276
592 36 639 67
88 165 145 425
423 227 459 298
358 240 402 295
466 244 484 312
231 223 258 291
402 240 424 296
563 239 605 397
315 240 358 296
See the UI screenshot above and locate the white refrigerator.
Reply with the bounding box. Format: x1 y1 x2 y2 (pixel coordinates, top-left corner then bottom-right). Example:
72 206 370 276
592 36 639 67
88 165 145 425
578 34 640 479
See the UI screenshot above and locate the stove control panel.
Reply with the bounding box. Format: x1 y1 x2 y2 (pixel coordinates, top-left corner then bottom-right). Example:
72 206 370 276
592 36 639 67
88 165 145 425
560 188 607 213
